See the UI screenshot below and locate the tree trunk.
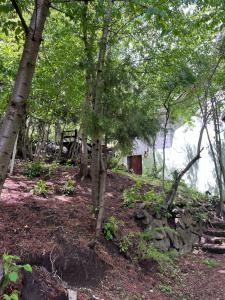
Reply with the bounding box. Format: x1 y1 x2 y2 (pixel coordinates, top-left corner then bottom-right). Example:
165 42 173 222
80 130 88 178
10 134 18 175
95 154 107 238
0 0 49 194
165 116 207 209
162 110 169 190
91 0 113 211
91 138 101 212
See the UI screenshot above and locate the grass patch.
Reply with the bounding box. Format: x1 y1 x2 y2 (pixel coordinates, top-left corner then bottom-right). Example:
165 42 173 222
202 258 219 268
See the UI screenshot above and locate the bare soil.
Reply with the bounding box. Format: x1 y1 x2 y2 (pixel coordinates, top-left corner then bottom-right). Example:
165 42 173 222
1 163 225 299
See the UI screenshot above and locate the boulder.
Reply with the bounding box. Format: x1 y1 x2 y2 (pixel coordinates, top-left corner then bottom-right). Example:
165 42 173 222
154 238 170 252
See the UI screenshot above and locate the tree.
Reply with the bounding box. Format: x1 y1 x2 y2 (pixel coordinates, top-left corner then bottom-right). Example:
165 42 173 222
0 0 50 194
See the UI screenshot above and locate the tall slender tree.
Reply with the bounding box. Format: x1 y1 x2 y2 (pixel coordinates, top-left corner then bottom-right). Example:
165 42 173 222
0 0 50 194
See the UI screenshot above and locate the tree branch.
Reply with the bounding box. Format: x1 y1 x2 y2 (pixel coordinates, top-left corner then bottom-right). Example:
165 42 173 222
10 0 29 35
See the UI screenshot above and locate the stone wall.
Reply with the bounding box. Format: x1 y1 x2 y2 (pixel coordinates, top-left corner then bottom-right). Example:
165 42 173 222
134 201 209 254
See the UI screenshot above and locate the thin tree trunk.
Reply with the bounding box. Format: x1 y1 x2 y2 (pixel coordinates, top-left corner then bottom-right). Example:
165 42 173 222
91 0 113 211
80 0 93 179
10 134 18 175
165 116 207 209
205 125 224 213
152 137 157 174
95 154 107 237
211 97 225 216
80 130 88 178
162 108 169 190
0 0 49 194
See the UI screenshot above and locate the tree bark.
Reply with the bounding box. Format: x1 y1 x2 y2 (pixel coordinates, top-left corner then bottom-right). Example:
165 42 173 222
0 0 50 194
80 0 93 179
91 0 113 211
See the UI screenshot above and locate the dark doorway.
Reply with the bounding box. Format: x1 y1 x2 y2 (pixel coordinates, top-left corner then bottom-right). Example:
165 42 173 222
127 155 142 175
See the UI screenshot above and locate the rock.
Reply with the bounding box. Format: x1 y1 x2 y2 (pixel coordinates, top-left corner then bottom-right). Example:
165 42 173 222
181 214 193 227
134 208 154 228
153 231 166 240
154 238 170 252
175 218 186 229
167 230 182 250
134 210 145 220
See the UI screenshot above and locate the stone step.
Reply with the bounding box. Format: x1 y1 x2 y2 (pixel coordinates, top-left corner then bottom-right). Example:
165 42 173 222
204 229 225 237
211 222 225 230
202 243 225 254
202 236 225 245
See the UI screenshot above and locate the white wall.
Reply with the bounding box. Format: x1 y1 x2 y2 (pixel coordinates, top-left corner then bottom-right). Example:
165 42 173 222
127 117 224 193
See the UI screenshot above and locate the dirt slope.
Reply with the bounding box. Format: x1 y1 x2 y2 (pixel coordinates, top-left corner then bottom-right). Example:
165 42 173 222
1 164 225 299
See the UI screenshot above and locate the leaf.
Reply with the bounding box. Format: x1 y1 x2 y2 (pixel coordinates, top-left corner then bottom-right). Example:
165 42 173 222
147 6 166 17
23 264 32 272
8 271 18 282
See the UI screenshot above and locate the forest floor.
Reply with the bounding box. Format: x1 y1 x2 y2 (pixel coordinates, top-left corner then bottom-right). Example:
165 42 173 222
1 163 225 300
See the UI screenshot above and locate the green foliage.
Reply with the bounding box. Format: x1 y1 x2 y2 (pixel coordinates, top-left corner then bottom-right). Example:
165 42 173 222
108 156 123 171
119 235 132 254
66 159 74 166
158 284 173 295
25 161 59 178
123 180 142 208
137 241 177 265
179 184 204 201
31 180 48 196
25 161 44 178
142 190 166 215
3 291 19 300
103 216 119 240
195 211 209 222
138 226 176 241
1 254 32 299
201 258 219 268
61 179 76 195
47 160 59 175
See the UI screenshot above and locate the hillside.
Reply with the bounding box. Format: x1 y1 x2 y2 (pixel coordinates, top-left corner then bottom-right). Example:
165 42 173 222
0 162 225 299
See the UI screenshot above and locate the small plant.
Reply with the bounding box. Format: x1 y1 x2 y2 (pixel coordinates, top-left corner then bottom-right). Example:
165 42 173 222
202 258 219 268
61 179 76 195
158 284 173 295
66 159 73 166
137 239 178 266
31 180 48 196
25 161 44 178
195 211 209 222
142 190 166 215
47 160 59 176
119 235 132 254
1 254 32 299
103 216 119 240
123 180 142 208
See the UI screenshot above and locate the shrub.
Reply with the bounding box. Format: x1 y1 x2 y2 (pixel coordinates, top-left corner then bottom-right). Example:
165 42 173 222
158 284 173 295
66 159 73 166
31 180 48 196
119 235 132 254
202 258 219 268
142 190 166 215
25 161 44 178
47 160 59 176
1 254 32 299
123 180 142 208
61 179 76 195
103 216 119 240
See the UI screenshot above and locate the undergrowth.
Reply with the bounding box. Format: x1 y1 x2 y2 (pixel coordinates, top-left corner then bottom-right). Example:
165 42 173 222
1 254 32 300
